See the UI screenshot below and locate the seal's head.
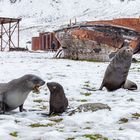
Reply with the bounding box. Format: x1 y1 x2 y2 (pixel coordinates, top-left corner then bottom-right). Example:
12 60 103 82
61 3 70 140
118 46 133 58
23 74 45 91
47 82 64 94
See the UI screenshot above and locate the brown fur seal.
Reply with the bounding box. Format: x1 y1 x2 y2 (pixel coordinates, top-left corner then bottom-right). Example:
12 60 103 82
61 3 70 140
0 74 45 113
47 82 68 115
122 79 137 90
99 47 133 91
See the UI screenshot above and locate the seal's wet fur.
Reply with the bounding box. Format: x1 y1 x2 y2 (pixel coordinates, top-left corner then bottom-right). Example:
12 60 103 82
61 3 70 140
100 47 133 91
0 74 45 113
47 82 68 115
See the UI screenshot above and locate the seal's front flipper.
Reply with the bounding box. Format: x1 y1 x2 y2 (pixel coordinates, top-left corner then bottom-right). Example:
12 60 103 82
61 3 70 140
99 84 103 90
19 104 23 112
3 102 6 114
1 102 6 114
0 93 6 114
0 102 7 114
19 104 27 112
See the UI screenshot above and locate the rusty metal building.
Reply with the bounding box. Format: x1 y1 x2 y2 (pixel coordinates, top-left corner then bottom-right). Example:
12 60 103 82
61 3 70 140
54 18 140 61
32 32 60 51
0 17 21 51
32 18 140 60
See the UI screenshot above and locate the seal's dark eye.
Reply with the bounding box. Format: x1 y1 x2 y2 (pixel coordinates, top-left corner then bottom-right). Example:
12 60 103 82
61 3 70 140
33 79 39 84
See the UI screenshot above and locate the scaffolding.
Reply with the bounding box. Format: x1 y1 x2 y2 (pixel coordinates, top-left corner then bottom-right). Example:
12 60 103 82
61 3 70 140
0 17 21 51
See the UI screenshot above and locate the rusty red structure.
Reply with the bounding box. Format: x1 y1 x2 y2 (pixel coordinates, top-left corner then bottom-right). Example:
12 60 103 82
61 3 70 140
32 32 60 51
86 18 140 32
0 17 21 51
32 18 140 61
54 18 140 61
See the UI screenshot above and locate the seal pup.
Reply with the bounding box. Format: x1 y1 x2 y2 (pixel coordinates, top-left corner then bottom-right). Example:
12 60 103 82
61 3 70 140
122 79 137 90
47 82 68 115
99 46 133 91
0 74 45 113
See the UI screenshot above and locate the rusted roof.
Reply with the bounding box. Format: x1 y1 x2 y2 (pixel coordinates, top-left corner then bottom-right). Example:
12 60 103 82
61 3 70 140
130 38 140 49
86 18 140 32
0 17 21 24
71 29 124 49
129 37 140 54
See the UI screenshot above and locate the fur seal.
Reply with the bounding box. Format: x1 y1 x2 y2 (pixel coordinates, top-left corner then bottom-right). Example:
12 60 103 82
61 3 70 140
99 47 133 91
122 79 137 90
47 82 68 115
0 74 45 113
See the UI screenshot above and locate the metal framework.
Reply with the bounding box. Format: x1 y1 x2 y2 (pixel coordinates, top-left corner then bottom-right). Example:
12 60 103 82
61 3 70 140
0 17 21 51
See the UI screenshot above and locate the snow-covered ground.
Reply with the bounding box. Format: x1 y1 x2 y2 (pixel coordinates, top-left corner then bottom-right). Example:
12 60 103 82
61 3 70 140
0 52 139 140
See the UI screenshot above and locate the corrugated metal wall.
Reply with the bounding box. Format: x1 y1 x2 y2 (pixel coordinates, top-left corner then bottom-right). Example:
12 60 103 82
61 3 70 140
32 32 60 51
32 37 40 51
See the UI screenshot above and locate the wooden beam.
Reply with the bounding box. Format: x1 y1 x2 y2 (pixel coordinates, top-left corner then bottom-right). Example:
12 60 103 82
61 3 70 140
0 18 21 51
18 20 20 48
0 17 21 24
2 24 9 50
1 24 2 51
9 22 11 50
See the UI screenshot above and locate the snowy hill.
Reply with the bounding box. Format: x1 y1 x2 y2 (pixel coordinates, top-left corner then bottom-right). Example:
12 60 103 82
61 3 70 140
1 0 140 48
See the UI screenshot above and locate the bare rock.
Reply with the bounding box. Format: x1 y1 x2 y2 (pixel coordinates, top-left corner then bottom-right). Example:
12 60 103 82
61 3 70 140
68 103 111 116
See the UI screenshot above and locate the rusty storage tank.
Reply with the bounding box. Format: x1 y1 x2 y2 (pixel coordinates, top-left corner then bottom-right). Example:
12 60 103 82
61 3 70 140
32 32 61 51
39 33 45 50
45 33 50 50
39 32 55 50
49 32 54 50
32 37 40 51
46 32 60 51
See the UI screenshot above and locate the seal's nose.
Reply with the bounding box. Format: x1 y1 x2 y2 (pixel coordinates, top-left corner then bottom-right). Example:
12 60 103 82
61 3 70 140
47 82 50 87
40 80 45 86
126 48 133 55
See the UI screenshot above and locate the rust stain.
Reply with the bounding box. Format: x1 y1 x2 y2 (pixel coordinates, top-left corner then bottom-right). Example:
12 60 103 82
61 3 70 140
32 18 140 52
130 37 140 49
32 37 40 51
86 18 140 32
71 29 124 48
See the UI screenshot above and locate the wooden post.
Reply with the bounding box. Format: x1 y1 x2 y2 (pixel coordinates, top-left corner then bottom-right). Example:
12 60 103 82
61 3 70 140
18 20 20 48
9 22 11 50
75 18 77 24
70 19 71 26
0 18 21 51
1 24 2 51
49 33 52 50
